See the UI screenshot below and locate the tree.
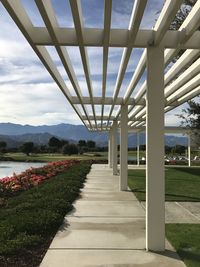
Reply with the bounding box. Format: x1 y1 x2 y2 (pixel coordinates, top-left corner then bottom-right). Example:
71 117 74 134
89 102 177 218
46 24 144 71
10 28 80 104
60 139 69 147
87 140 96 149
139 145 146 151
171 1 200 146
78 140 86 147
48 137 61 151
169 1 197 60
62 144 78 155
21 142 34 156
0 141 7 154
172 145 186 155
178 98 200 146
170 1 196 31
165 145 172 154
40 145 47 153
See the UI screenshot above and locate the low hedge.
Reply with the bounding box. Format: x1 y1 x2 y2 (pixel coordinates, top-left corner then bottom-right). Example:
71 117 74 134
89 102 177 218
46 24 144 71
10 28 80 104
0 161 91 265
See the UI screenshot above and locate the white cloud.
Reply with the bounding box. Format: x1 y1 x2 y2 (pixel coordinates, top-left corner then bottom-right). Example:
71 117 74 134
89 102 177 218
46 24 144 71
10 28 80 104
0 3 82 126
0 83 81 125
0 0 194 128
165 105 187 126
140 0 165 29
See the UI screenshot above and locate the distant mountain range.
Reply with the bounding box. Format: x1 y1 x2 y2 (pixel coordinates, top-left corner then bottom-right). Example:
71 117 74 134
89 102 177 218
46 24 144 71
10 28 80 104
0 123 188 148
0 133 58 148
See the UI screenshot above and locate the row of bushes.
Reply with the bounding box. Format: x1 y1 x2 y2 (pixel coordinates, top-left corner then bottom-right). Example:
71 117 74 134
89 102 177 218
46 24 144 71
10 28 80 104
0 160 79 198
0 161 91 262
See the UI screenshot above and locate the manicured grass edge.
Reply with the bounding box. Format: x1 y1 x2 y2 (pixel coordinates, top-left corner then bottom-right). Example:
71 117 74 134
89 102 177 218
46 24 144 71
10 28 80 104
128 168 200 202
166 224 200 267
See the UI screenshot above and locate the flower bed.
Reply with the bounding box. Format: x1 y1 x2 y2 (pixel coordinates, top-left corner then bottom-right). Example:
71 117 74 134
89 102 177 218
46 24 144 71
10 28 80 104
0 160 79 197
0 161 91 266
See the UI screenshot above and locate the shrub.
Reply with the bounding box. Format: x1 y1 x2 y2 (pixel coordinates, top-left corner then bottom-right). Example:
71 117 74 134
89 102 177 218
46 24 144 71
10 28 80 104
0 162 91 256
0 160 79 197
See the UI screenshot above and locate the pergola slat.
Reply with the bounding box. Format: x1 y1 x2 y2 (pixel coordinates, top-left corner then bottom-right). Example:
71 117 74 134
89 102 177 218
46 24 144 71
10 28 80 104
106 0 148 128
165 57 200 98
124 0 200 128
101 0 112 129
164 49 200 86
35 0 92 128
69 0 97 127
153 0 183 45
134 49 200 105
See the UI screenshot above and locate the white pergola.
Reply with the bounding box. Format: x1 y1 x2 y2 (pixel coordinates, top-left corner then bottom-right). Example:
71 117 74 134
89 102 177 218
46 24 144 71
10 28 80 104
125 126 192 167
2 0 200 252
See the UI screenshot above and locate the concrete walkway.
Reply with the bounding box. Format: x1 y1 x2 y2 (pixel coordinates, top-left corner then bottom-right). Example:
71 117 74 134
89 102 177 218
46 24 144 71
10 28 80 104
40 164 186 267
141 202 200 223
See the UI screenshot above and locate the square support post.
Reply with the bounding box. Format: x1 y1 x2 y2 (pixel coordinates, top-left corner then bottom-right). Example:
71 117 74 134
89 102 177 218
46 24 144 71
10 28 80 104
120 104 128 191
137 132 140 166
146 46 165 251
188 134 191 167
112 120 118 175
108 130 113 168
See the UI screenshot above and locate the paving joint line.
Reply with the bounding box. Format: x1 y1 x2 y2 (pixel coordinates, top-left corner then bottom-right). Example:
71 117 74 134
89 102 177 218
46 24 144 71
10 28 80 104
65 215 145 220
48 248 146 251
175 202 200 221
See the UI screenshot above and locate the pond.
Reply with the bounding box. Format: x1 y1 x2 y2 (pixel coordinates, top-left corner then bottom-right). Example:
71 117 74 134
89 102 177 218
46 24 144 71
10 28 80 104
0 161 45 179
128 156 137 161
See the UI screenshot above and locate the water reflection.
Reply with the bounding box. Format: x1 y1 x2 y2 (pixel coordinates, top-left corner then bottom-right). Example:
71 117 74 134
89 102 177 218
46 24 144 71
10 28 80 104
0 161 45 179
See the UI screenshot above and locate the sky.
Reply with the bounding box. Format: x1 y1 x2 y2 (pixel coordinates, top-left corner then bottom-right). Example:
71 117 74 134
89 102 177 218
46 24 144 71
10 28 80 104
0 0 187 126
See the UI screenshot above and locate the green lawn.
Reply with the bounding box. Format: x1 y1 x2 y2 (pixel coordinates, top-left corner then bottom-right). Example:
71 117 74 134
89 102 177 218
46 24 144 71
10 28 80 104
166 224 200 267
129 167 200 267
3 151 146 163
128 167 200 201
3 152 107 162
0 161 91 266
128 150 145 157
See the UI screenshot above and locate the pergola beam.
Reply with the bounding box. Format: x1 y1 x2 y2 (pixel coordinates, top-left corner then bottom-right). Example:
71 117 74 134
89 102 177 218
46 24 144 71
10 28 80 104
71 96 146 105
30 27 200 49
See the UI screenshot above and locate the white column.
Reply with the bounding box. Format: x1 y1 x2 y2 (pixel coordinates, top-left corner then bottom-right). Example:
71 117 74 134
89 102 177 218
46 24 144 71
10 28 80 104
120 104 128 191
108 130 113 168
112 120 118 175
137 132 140 166
146 46 165 251
188 134 191 167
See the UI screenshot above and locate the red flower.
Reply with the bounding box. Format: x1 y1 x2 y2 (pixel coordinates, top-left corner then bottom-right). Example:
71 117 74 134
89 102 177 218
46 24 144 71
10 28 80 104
0 160 79 195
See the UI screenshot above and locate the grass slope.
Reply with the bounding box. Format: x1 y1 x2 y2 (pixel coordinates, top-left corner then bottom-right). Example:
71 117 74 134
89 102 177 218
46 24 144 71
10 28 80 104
128 167 200 201
166 224 200 267
0 161 91 267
